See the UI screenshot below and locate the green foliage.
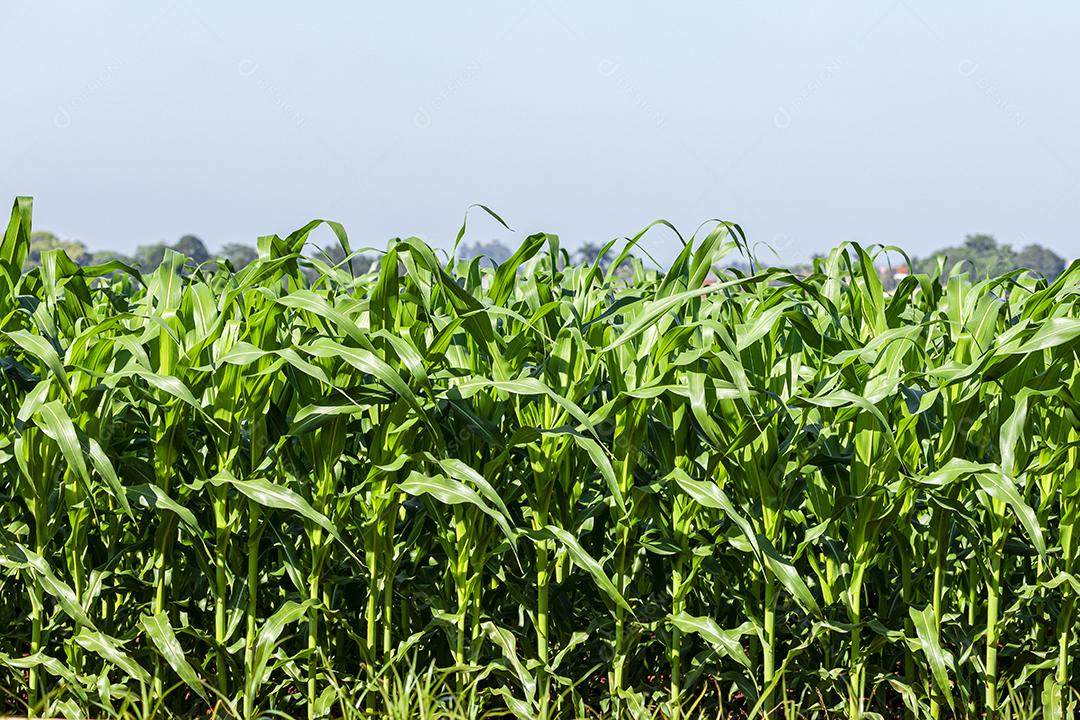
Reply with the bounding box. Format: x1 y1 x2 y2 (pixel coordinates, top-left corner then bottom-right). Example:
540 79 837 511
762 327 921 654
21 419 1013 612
24 231 227 273
132 241 168 271
132 236 257 273
457 239 512 266
1 197 1079 720
915 232 1066 280
220 243 258 270
314 243 378 276
26 231 87 267
1017 242 1067 279
574 241 610 268
133 236 213 271
85 249 135 266
172 234 209 265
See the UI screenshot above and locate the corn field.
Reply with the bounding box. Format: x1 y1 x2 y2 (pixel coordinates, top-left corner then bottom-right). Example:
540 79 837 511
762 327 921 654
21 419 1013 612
2 195 1080 719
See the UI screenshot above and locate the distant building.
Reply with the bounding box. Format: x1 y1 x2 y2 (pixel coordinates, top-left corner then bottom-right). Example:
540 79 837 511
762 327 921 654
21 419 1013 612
877 263 909 290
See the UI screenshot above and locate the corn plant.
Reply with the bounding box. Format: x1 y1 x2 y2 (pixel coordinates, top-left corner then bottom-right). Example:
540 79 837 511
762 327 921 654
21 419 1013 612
2 196 1080 720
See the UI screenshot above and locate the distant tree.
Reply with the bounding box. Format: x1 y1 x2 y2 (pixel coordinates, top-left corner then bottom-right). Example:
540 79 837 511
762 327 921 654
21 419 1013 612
458 240 513 267
314 243 378 275
575 241 642 276
130 236 215 272
352 254 378 275
88 250 135 267
173 235 210 265
1016 243 1066 280
133 243 168 272
915 234 1066 281
788 262 814 278
26 231 87 267
950 234 1018 277
220 243 258 270
575 242 611 269
963 233 997 255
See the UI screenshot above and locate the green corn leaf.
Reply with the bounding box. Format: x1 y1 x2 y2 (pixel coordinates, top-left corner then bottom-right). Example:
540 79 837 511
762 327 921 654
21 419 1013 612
206 470 354 557
531 525 630 613
672 470 820 615
909 604 954 711
670 612 752 669
398 470 516 545
140 612 209 702
75 628 149 684
976 467 1047 557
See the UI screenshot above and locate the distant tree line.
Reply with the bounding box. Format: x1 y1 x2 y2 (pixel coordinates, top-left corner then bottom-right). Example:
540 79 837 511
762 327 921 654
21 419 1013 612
23 232 376 275
912 233 1066 281
549 235 1069 282
25 231 261 273
314 243 379 275
23 230 1070 284
457 239 641 276
784 234 1067 285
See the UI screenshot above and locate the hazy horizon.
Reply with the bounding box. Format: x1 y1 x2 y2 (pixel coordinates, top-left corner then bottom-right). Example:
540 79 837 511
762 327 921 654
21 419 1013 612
3 3 1079 264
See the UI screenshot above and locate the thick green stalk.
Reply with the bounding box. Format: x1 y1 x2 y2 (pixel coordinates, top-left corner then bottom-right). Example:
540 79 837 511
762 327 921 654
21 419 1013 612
151 429 179 699
612 524 630 696
613 433 635 703
848 566 866 720
669 546 686 720
307 526 324 720
900 549 914 695
929 512 948 720
985 550 1002 713
1057 433 1079 710
967 553 978 627
243 500 261 720
64 478 86 674
28 492 46 709
666 406 692 720
29 579 43 707
455 598 466 669
383 546 394 658
763 577 777 693
611 407 643 708
365 540 378 647
536 536 551 720
364 541 378 714
761 483 780 713
1056 594 1073 708
453 508 468 670
152 514 179 697
213 487 229 695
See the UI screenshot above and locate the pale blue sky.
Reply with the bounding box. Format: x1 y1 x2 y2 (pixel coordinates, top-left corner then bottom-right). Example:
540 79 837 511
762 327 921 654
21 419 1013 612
3 2 1078 264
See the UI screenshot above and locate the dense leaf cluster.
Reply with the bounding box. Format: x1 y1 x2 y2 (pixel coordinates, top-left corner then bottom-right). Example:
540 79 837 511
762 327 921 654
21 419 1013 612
2 198 1079 719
